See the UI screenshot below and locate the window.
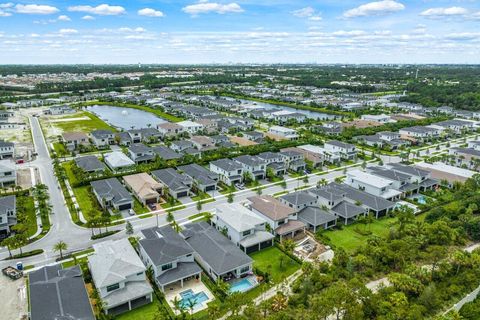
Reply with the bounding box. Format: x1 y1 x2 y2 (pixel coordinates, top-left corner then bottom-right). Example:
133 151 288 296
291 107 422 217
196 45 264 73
186 254 192 257
240 266 250 274
242 230 251 236
136 272 143 276
107 283 120 292
162 263 173 271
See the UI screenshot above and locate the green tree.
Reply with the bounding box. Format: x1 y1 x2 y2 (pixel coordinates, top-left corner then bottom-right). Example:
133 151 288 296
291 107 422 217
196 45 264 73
53 240 68 260
125 220 134 235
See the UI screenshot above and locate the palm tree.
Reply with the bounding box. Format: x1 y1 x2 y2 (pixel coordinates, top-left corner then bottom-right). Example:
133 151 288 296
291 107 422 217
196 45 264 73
166 211 175 224
53 240 68 259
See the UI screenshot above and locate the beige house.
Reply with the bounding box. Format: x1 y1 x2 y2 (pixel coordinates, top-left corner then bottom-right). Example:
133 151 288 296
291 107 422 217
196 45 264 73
123 173 163 205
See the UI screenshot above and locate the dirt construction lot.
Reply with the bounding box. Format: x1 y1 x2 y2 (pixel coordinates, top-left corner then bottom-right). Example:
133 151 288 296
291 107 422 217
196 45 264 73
0 274 28 319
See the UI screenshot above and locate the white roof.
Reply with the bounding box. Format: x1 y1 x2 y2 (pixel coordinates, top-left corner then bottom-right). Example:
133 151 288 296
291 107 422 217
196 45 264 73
348 169 394 189
178 120 202 128
0 159 16 172
104 152 135 168
215 203 266 232
269 125 296 133
298 144 327 155
416 162 476 178
272 110 295 116
89 238 146 288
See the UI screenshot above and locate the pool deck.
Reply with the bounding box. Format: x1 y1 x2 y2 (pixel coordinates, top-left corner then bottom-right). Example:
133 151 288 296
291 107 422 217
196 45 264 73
164 278 215 314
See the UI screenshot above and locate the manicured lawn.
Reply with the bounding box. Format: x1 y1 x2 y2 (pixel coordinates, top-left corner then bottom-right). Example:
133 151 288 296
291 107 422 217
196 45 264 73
322 217 398 253
72 186 102 221
52 142 69 157
52 111 115 133
250 246 301 284
115 296 162 320
133 199 149 215
16 196 37 237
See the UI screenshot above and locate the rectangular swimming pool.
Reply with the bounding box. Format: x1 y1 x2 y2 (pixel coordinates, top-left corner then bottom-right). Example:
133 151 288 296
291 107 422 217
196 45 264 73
179 289 209 309
229 278 257 293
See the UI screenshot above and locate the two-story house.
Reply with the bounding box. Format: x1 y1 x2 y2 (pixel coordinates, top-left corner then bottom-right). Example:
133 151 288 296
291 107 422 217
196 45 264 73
324 140 357 160
0 195 16 238
233 155 267 180
127 144 155 164
209 159 244 186
88 239 153 315
61 132 90 151
0 140 14 159
279 150 306 172
257 152 287 176
91 130 115 148
138 226 202 292
0 160 16 187
213 203 274 254
157 123 184 138
346 169 403 201
151 168 192 199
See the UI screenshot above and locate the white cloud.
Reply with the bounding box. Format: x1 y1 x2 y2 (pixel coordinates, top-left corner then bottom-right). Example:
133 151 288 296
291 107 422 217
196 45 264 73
444 33 480 41
57 15 71 21
15 4 59 15
420 7 468 18
138 8 164 17
292 6 322 21
68 4 126 16
332 30 368 37
59 28 78 34
118 27 146 33
81 15 95 20
343 0 405 18
182 2 243 15
0 3 13 9
0 9 11 16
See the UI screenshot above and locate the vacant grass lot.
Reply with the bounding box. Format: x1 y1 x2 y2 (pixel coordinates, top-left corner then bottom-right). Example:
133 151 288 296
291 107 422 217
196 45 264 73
50 111 115 133
72 186 103 221
250 246 300 284
17 196 37 238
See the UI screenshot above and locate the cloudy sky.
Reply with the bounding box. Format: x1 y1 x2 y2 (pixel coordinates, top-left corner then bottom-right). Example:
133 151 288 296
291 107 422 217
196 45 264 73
0 1 479 64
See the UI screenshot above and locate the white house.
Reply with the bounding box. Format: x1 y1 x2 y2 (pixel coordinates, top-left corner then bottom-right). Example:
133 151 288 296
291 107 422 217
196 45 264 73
268 125 299 140
346 169 402 201
177 120 204 134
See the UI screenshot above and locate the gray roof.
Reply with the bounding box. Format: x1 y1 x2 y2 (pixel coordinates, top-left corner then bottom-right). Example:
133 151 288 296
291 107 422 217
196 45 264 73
323 183 395 212
151 145 183 160
326 140 355 149
128 143 152 154
211 158 243 171
0 195 15 216
308 188 344 203
156 262 202 286
91 129 114 139
29 265 95 320
234 155 266 167
331 201 365 219
388 163 430 178
171 140 194 150
181 222 252 275
369 167 411 182
178 163 218 186
151 168 191 192
74 155 106 172
401 126 437 134
90 178 132 205
140 226 196 266
258 152 283 161
0 140 14 148
280 191 317 207
451 147 480 157
298 206 337 226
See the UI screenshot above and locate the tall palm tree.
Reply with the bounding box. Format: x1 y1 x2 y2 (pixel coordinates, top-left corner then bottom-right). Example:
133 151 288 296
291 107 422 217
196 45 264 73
53 240 68 259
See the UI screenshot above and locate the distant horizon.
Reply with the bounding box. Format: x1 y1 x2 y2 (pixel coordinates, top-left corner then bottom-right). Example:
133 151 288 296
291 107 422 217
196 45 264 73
1 1 480 64
1 63 480 67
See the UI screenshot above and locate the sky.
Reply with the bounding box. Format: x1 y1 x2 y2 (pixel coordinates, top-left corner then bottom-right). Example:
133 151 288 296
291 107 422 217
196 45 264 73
0 1 480 64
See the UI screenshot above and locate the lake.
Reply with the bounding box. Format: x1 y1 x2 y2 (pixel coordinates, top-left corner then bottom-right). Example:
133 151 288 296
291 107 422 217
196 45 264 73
85 105 166 130
238 99 338 120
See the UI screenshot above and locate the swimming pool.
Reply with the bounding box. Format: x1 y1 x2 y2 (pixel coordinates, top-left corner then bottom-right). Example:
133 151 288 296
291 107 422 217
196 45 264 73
229 277 257 293
417 195 427 205
179 289 209 309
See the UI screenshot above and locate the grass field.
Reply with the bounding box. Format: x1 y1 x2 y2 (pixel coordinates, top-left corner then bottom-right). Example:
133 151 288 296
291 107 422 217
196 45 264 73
250 246 300 284
322 217 398 252
52 142 69 157
115 296 162 320
17 196 37 238
72 186 103 221
49 111 115 133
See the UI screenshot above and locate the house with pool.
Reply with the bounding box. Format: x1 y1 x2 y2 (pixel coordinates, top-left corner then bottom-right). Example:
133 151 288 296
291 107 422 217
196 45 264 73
138 226 215 314
181 222 258 293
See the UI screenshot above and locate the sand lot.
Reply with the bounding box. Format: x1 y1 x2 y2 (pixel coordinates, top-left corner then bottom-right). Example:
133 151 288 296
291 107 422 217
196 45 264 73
0 274 28 320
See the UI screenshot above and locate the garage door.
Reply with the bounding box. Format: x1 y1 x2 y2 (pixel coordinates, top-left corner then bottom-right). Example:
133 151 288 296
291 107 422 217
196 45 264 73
118 203 132 211
177 191 188 198
205 185 215 191
145 198 157 204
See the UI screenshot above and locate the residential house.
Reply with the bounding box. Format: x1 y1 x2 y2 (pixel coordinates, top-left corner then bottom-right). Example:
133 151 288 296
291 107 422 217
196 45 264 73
324 140 357 160
157 122 184 138
280 191 317 211
29 265 95 320
151 168 192 199
91 130 115 148
45 105 75 115
213 203 274 253
177 120 204 134
151 145 183 161
90 178 133 211
294 145 328 166
127 144 155 164
257 152 287 176
61 132 90 151
279 150 306 172
243 131 264 143
209 159 244 186
170 140 195 153
123 173 163 205
247 195 306 240
104 152 135 172
178 163 218 192
0 195 16 238
191 135 216 152
0 160 16 187
88 239 153 315
74 155 106 174
267 125 299 140
0 140 14 159
138 226 202 292
181 222 253 282
386 163 439 192
346 169 402 201
361 114 392 123
399 126 440 142
234 155 267 180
